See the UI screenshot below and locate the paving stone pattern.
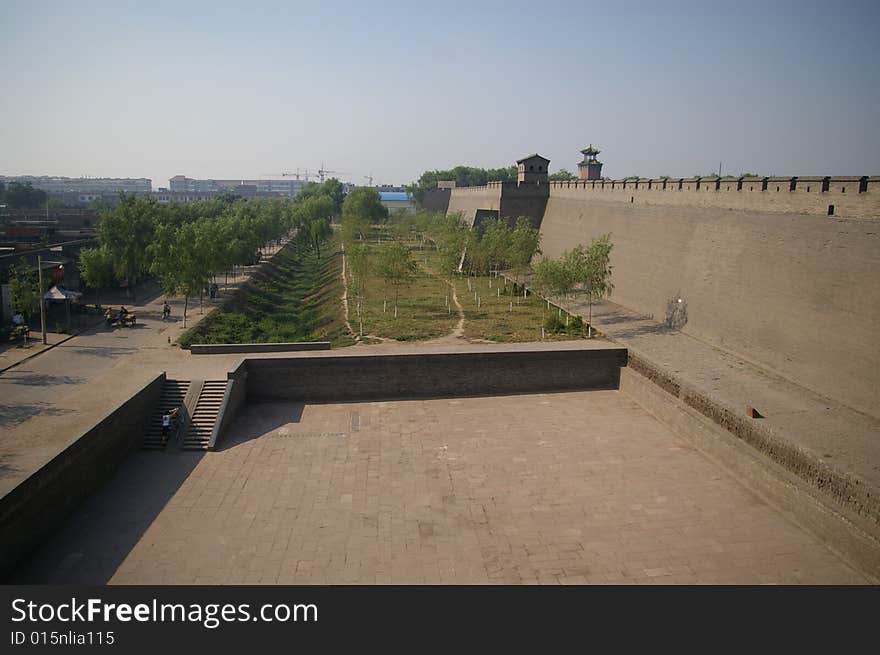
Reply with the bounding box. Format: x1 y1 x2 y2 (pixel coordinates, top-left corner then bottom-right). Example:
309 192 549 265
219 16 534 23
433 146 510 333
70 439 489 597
15 391 867 584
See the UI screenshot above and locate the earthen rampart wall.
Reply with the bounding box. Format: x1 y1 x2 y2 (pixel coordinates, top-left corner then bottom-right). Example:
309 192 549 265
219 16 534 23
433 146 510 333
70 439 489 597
539 194 880 415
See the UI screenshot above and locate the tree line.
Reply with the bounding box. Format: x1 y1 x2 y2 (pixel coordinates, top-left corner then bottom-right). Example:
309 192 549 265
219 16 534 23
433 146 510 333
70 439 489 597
532 235 614 338
0 181 49 210
77 180 344 326
407 166 518 204
340 206 548 335
387 210 613 338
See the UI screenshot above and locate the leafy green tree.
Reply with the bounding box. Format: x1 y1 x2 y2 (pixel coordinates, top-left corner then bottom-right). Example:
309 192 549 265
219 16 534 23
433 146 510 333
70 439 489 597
78 247 115 307
296 195 335 257
4 182 48 209
533 257 574 304
569 234 614 338
507 217 541 301
433 212 470 275
585 234 614 337
9 258 40 322
377 241 418 318
388 212 415 244
149 221 213 327
308 218 332 258
413 211 434 249
320 178 345 215
347 243 370 336
408 165 517 204
97 194 156 300
298 178 345 215
480 218 513 275
342 187 387 240
548 169 577 181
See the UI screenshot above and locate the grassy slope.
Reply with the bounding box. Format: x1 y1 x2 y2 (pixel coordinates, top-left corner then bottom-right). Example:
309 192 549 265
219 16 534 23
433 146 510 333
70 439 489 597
180 237 354 348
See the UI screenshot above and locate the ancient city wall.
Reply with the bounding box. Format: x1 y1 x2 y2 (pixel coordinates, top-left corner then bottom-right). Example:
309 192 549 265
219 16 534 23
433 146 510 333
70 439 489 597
445 184 502 226
547 176 880 219
447 181 549 228
499 183 550 229
421 188 451 214
540 188 880 416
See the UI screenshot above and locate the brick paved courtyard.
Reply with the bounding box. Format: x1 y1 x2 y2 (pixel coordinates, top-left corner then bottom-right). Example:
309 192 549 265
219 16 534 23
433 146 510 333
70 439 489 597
15 391 867 584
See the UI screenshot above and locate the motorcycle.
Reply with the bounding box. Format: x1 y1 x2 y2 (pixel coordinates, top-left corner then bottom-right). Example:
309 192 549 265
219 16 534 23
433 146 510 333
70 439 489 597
105 309 137 328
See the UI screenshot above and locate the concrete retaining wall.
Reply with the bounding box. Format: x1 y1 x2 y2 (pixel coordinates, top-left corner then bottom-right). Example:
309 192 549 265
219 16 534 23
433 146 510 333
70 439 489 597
0 373 165 580
620 363 880 580
210 361 249 450
243 347 627 402
539 191 880 416
191 341 331 354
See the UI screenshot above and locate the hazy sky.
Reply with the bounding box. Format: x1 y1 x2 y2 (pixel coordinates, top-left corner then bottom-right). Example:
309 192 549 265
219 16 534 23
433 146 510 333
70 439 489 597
2 0 879 189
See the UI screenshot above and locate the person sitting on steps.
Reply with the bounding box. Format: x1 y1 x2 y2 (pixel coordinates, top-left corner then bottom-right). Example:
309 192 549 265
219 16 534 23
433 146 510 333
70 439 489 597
161 406 181 440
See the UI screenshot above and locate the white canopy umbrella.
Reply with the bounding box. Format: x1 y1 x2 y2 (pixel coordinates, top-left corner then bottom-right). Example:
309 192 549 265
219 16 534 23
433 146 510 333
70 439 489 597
44 286 83 301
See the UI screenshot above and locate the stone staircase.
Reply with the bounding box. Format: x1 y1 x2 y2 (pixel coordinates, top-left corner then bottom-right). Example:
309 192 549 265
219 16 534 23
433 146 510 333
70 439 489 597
143 379 190 450
182 380 226 450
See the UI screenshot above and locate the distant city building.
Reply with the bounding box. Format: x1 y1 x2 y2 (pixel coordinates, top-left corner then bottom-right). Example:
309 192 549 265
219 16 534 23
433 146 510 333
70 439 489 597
169 176 305 197
0 175 152 195
379 191 415 213
152 188 285 204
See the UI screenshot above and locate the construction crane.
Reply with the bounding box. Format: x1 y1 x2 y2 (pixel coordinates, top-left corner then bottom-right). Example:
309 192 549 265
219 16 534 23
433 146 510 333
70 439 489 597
363 174 374 186
282 168 317 181
259 169 315 181
316 164 350 184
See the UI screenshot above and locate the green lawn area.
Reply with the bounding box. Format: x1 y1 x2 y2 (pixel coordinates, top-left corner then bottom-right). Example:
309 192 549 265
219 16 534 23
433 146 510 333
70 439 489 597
420 247 585 342
179 228 588 348
351 238 458 341
179 237 355 348
353 229 585 343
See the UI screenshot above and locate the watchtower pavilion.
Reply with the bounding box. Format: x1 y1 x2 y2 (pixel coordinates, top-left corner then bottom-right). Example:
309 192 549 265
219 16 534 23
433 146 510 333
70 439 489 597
578 145 603 180
517 154 550 184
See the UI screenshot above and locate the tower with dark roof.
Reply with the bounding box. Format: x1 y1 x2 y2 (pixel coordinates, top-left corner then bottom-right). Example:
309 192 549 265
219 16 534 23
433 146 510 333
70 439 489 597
516 154 550 184
578 145 603 180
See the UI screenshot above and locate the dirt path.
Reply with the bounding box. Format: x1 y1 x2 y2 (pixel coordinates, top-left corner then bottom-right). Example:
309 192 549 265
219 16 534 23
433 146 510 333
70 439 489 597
420 267 466 345
340 241 355 337
339 243 467 347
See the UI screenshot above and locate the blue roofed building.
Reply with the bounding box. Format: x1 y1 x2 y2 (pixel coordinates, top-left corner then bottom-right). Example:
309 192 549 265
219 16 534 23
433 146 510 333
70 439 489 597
378 190 415 214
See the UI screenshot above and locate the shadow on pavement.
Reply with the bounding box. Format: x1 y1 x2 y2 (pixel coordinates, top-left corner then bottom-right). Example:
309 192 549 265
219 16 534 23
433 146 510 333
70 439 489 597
216 402 305 452
9 448 206 584
0 403 74 428
3 373 85 387
62 345 140 358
